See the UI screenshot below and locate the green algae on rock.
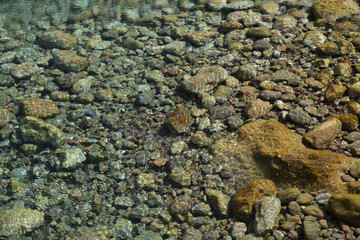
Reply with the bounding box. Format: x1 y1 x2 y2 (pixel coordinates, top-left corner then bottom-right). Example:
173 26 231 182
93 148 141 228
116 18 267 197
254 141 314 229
53 50 89 72
327 193 360 226
38 30 77 49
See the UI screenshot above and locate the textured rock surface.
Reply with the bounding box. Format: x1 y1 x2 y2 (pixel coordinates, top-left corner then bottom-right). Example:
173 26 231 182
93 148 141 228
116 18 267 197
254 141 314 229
212 120 352 192
313 0 360 22
327 193 360 227
20 116 66 148
166 105 194 134
53 50 89 72
304 117 342 149
21 97 60 118
0 207 44 237
182 65 228 94
253 196 281 236
38 30 77 49
230 179 277 221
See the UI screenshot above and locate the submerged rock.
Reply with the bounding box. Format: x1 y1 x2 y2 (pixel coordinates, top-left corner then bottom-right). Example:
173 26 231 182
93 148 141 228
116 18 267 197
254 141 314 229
0 207 44 237
327 193 360 226
182 65 228 94
212 120 352 192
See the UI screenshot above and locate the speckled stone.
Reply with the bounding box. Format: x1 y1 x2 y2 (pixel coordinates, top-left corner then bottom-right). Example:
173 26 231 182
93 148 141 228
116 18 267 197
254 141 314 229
334 62 352 77
182 65 228 94
272 69 301 86
169 194 193 220
169 167 191 187
60 146 86 169
21 97 60 118
287 107 311 126
38 30 77 49
20 116 66 148
0 207 44 237
191 131 213 147
166 105 194 134
318 41 338 55
65 225 113 239
348 82 360 98
231 179 277 221
53 50 89 72
11 61 38 79
253 196 281 235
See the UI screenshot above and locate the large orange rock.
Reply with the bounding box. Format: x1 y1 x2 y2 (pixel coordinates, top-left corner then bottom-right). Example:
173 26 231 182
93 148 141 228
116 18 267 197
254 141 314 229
211 120 353 192
231 179 277 221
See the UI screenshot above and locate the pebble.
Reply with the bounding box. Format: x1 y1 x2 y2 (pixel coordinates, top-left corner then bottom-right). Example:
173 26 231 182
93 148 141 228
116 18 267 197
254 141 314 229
38 30 77 49
166 105 194 134
20 116 66 148
327 193 360 227
60 146 86 169
206 188 231 218
182 65 228 94
287 107 311 126
231 179 277 221
245 99 272 119
169 167 191 187
253 196 281 236
53 50 89 72
304 117 342 149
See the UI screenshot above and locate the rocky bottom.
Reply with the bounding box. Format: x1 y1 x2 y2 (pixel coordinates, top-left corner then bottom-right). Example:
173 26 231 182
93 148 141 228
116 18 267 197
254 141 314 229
2 0 360 239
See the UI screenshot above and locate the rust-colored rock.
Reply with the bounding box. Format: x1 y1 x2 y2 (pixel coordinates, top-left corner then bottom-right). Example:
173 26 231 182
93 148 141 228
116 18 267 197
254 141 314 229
211 120 352 192
231 179 277 221
21 98 60 118
166 105 194 134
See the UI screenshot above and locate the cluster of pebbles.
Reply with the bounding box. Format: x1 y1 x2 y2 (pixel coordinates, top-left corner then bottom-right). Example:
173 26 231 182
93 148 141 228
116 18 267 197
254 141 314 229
2 0 360 239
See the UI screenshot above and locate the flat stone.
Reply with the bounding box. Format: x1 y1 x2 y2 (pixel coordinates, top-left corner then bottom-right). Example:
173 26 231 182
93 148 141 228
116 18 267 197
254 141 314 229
278 188 301 204
303 218 321 240
182 65 228 94
230 179 277 221
304 117 342 149
325 84 347 101
166 105 194 134
327 193 360 227
21 97 60 118
38 30 77 49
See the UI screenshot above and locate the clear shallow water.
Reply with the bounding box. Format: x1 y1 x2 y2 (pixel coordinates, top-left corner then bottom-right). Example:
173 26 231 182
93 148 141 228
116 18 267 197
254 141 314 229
0 0 192 28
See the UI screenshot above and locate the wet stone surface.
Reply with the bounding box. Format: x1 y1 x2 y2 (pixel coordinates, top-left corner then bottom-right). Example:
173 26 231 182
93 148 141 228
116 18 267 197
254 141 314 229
2 0 360 239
